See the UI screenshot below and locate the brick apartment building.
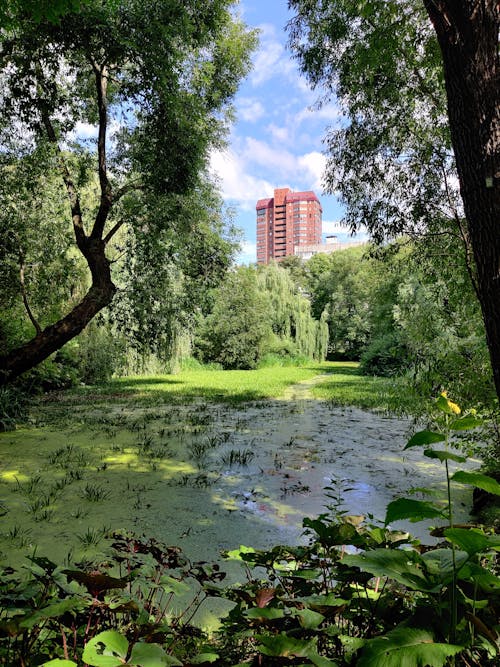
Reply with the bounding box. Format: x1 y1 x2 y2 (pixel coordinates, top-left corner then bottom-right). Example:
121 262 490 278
256 187 322 264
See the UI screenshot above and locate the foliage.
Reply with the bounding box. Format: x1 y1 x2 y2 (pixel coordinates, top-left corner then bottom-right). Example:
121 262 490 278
0 0 256 382
195 263 328 370
0 385 28 431
215 394 499 665
0 531 224 666
287 0 454 243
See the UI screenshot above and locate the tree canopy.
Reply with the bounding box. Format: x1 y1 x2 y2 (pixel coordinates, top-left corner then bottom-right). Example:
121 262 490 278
288 0 500 400
0 0 256 384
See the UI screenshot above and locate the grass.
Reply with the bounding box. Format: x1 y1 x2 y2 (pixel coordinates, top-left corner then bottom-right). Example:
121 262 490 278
310 362 424 414
46 361 420 412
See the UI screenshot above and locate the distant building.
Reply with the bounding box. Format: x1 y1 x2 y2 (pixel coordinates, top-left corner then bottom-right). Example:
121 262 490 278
256 187 322 264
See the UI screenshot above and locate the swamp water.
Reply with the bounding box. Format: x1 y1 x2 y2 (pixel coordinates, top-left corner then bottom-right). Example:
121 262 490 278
0 377 476 569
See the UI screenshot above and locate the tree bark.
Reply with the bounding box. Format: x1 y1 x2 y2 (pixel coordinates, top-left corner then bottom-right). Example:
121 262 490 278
423 0 500 400
0 239 116 385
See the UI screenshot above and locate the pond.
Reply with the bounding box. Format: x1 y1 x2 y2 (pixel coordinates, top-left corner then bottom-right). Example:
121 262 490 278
0 377 477 569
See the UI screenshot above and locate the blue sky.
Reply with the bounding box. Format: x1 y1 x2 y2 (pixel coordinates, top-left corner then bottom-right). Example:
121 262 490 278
210 0 366 264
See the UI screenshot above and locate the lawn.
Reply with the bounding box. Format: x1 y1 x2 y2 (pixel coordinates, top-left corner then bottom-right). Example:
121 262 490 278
62 361 417 412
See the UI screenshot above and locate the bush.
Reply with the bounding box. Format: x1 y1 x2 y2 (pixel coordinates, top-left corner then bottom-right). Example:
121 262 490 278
0 385 29 431
360 331 409 376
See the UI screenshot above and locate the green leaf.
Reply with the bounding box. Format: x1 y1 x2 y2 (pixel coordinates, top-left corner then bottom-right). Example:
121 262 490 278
293 608 325 629
444 528 500 556
420 548 469 580
405 430 444 449
256 633 318 658
342 549 434 592
41 661 78 667
82 630 128 667
189 654 219 665
20 597 88 629
357 626 463 666
129 642 175 666
385 498 445 524
451 471 500 495
245 607 285 621
450 415 483 430
423 449 467 463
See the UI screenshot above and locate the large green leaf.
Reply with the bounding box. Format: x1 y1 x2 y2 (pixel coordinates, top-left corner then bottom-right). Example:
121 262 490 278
41 661 77 667
385 498 445 524
129 642 176 666
420 548 469 580
256 633 318 658
293 607 325 629
20 597 89 629
245 606 285 621
404 431 444 449
451 471 500 495
450 415 483 430
357 626 463 667
82 630 128 667
342 549 434 592
423 449 466 463
445 528 500 556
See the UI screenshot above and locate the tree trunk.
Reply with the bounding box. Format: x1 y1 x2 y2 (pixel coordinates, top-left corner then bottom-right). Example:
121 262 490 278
423 0 500 400
0 238 116 385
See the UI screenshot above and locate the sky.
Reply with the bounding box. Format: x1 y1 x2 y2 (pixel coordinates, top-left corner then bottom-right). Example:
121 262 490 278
210 0 366 264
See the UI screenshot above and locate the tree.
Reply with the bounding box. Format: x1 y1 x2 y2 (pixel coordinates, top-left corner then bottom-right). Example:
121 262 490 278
196 266 272 370
288 0 500 400
0 0 255 384
421 2 500 400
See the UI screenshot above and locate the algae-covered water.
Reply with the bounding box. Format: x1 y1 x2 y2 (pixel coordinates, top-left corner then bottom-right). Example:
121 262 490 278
0 378 477 568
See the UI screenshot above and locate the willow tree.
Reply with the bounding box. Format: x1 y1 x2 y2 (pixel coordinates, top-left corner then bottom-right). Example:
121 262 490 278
0 0 255 384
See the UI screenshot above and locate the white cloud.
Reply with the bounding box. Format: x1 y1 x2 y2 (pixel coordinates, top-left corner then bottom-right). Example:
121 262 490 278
238 97 266 122
297 151 326 191
210 148 274 210
266 123 290 142
250 23 295 86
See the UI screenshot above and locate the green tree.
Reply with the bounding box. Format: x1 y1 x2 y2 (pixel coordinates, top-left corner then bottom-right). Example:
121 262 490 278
288 0 500 400
0 0 255 384
196 266 272 370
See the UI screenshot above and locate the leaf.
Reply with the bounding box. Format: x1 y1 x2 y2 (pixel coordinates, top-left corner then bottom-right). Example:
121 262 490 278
189 653 219 665
420 548 469 580
256 633 319 658
342 549 434 592
423 449 467 463
129 642 176 666
245 606 285 621
451 471 500 495
82 630 128 667
404 430 444 449
41 661 78 666
255 587 276 608
385 498 445 524
357 627 463 666
293 607 325 630
450 415 483 430
444 528 500 556
19 596 88 629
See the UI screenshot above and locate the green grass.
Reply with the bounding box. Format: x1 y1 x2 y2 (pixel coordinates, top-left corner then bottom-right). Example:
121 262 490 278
67 363 331 404
310 362 424 414
55 361 421 413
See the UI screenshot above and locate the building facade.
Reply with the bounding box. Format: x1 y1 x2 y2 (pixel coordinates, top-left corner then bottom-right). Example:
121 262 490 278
256 187 322 264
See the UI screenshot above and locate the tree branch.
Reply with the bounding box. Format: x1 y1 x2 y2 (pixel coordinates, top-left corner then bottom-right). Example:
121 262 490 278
103 218 125 244
39 106 87 250
90 64 113 240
